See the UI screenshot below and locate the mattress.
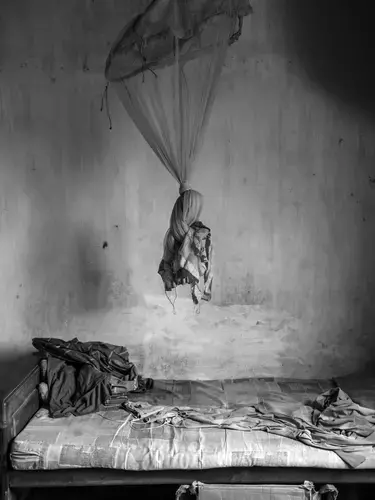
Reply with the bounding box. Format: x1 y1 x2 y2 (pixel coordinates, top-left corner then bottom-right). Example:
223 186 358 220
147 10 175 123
10 377 375 471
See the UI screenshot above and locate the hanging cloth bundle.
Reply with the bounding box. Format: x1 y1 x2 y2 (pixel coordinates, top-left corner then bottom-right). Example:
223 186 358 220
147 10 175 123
158 187 213 311
104 0 252 309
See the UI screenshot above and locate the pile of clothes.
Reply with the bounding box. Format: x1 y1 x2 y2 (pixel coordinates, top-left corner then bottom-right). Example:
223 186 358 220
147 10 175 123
33 337 153 418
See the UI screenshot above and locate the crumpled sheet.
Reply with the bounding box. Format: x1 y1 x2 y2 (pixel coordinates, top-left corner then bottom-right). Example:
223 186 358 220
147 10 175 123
32 337 140 418
124 387 375 468
312 386 375 436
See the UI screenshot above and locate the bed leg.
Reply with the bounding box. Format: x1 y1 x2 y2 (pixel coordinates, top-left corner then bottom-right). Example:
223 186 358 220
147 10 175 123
1 486 30 500
4 489 17 500
0 472 24 500
3 486 30 500
1 482 16 500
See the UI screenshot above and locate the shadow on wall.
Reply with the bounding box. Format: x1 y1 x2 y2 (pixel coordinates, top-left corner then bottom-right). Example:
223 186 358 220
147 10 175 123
285 0 375 116
285 0 375 355
0 352 39 394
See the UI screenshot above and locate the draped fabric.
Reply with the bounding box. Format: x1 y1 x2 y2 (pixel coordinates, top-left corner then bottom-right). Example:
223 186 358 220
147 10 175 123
110 15 232 190
105 0 252 307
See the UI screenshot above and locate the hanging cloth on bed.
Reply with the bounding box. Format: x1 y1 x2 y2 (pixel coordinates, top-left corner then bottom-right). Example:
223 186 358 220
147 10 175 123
104 0 252 308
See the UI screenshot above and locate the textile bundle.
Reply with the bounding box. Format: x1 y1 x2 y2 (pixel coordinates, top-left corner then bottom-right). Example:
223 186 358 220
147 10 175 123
32 337 152 418
158 188 213 307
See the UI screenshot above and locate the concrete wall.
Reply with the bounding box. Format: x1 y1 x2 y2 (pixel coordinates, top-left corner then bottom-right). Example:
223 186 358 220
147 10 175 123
1 0 375 380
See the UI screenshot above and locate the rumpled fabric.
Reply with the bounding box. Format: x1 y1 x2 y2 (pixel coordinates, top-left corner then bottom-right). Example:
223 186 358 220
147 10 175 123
43 355 111 418
158 221 213 305
312 387 375 437
32 337 138 379
32 337 145 418
122 387 375 468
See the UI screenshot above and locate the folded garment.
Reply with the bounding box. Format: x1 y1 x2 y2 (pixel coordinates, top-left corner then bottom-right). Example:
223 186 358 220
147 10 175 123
110 374 153 394
104 395 130 409
121 400 169 422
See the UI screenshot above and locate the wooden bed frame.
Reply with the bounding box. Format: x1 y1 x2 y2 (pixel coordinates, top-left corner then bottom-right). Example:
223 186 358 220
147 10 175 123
1 356 375 500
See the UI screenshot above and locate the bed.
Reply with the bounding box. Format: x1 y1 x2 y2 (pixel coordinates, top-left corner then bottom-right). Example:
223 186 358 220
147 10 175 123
1 354 375 500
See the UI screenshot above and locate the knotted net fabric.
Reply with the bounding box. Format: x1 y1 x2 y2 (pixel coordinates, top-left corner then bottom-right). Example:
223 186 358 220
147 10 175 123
105 0 252 307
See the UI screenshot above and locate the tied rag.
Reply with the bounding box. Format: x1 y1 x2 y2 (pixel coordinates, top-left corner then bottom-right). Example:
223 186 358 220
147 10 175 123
158 187 213 306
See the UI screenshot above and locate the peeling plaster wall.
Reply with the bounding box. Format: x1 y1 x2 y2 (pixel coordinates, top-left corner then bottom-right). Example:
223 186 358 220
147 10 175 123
1 0 375 380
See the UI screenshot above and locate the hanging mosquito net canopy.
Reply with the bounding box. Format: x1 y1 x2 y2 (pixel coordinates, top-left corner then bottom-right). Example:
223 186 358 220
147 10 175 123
105 0 252 311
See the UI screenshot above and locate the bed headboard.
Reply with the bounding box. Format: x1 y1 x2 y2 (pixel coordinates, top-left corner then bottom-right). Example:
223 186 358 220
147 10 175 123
0 356 41 467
